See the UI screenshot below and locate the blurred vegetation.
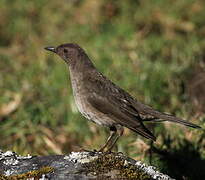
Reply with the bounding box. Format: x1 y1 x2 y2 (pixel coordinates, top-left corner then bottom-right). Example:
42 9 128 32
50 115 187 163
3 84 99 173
0 0 205 179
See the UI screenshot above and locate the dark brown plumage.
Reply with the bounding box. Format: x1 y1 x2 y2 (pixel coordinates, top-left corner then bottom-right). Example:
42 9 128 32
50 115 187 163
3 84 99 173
44 43 201 152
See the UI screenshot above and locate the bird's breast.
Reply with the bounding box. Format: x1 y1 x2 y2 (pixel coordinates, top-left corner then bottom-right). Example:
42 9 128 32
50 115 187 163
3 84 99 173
71 81 114 126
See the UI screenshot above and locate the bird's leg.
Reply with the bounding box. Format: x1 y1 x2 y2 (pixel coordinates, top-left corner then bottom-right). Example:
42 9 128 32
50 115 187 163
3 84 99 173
106 125 124 152
99 126 117 152
99 125 124 152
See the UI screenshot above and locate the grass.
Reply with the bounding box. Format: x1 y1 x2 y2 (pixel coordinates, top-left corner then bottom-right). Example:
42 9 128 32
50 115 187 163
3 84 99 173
0 0 205 179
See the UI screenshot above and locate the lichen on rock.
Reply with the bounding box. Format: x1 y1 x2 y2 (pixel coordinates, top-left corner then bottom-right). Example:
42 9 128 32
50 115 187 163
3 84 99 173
66 151 174 180
0 150 174 180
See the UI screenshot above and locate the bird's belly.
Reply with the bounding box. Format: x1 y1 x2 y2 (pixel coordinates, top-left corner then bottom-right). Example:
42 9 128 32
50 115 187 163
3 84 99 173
74 95 114 127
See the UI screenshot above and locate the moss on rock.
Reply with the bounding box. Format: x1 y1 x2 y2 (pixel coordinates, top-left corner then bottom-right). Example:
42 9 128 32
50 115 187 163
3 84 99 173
0 166 54 180
83 152 151 179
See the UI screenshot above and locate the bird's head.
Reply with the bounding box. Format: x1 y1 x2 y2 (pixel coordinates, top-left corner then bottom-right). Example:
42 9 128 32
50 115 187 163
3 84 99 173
44 43 85 66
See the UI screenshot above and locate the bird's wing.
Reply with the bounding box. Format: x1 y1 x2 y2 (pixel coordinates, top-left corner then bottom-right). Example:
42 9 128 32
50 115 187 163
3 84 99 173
85 75 156 141
87 94 156 141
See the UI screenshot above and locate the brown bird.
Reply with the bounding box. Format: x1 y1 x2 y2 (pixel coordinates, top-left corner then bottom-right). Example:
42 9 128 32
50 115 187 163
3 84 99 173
44 43 201 152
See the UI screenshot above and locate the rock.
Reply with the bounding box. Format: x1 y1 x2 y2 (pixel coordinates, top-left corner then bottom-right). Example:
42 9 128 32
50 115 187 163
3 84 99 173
0 150 174 180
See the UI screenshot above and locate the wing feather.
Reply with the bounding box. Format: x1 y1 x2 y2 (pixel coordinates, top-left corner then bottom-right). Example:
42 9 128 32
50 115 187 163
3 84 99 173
87 93 156 141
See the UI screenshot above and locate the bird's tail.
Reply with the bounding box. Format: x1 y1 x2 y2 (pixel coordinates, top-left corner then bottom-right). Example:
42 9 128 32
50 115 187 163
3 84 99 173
132 101 201 129
152 112 201 129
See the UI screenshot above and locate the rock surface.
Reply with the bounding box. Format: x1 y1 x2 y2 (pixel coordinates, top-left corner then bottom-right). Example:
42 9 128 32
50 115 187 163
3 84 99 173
0 150 174 180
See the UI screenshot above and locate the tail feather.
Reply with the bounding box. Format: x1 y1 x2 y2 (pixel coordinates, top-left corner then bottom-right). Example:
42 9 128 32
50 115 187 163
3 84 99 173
132 100 201 129
133 101 201 129
157 113 201 129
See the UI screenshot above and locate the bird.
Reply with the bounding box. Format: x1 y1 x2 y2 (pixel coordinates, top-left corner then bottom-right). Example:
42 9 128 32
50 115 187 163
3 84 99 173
44 43 201 152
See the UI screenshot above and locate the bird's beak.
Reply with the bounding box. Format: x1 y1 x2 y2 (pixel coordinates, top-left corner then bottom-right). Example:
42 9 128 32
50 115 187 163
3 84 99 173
44 46 56 53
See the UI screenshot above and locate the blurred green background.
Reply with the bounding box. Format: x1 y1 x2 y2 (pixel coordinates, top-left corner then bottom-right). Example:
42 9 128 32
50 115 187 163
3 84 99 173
0 0 205 179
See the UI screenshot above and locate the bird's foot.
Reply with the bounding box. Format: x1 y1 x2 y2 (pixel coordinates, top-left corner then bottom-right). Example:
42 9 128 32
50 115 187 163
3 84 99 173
98 148 113 154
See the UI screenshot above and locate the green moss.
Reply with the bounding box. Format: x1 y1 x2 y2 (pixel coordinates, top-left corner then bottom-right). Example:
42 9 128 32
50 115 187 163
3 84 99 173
0 166 54 180
83 152 152 179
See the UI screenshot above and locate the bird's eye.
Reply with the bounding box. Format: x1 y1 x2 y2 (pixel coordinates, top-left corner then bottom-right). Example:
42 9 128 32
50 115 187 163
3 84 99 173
63 49 68 53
